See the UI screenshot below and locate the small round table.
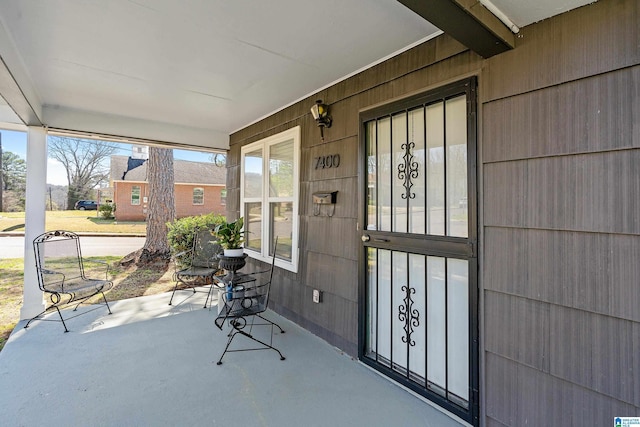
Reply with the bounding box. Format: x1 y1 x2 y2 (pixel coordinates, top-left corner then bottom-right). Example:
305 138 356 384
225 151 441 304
217 254 248 283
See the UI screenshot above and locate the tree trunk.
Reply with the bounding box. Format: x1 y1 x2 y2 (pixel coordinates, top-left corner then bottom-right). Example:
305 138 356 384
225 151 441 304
138 147 175 264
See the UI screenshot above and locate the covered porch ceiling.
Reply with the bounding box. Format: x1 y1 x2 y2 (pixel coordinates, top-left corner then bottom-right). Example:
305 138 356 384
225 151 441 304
0 0 596 151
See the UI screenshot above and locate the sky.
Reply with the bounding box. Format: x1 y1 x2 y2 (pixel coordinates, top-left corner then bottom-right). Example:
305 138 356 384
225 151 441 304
0 129 217 186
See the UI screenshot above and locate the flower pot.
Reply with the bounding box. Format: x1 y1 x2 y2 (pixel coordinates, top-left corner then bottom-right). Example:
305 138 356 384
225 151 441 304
223 248 244 257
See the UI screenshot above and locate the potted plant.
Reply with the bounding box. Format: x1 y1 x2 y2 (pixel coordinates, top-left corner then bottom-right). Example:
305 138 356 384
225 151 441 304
213 217 245 257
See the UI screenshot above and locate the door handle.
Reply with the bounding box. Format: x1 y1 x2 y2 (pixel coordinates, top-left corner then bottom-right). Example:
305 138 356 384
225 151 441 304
361 234 370 242
373 238 390 242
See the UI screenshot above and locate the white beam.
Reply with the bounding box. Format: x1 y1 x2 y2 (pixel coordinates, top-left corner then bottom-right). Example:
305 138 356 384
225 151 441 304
43 106 230 151
20 126 47 320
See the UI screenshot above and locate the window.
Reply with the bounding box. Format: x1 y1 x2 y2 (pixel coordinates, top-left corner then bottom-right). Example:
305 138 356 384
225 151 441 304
220 189 227 206
241 126 300 272
131 185 141 205
193 187 204 205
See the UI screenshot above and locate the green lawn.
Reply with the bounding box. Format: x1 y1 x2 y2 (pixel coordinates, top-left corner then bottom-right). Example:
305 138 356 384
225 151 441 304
0 258 24 352
0 210 146 234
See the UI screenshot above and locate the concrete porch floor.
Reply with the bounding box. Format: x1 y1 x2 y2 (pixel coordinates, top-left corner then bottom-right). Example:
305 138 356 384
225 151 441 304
0 287 466 427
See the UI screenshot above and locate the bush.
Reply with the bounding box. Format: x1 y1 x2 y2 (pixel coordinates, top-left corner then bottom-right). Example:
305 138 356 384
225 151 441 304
98 203 115 219
166 213 226 266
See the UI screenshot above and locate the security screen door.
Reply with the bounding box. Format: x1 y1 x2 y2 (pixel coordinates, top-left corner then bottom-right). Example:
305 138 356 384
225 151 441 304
359 78 478 425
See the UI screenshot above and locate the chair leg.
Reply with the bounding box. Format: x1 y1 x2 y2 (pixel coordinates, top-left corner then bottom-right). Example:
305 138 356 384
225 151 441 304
216 325 285 365
204 285 214 309
24 304 69 333
236 329 286 361
101 292 113 314
169 280 200 306
71 292 111 314
54 305 69 332
257 313 285 333
168 282 179 305
216 331 236 365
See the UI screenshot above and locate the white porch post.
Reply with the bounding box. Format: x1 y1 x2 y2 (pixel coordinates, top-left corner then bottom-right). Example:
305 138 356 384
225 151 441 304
20 126 47 319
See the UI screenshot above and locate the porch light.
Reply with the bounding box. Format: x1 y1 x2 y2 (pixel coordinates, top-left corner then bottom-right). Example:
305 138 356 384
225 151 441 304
310 99 332 140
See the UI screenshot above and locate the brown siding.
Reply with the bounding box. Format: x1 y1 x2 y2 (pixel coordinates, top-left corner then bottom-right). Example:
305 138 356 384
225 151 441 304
482 0 639 103
482 0 640 424
229 33 482 358
228 0 640 424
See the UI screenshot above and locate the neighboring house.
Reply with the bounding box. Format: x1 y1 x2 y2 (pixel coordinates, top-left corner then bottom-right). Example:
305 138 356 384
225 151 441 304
109 155 226 221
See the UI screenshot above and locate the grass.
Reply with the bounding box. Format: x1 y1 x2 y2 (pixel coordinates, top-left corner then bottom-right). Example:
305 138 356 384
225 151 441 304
0 210 147 234
0 258 24 352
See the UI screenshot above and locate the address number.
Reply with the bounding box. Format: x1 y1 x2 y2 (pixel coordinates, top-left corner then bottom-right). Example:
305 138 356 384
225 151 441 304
315 154 341 169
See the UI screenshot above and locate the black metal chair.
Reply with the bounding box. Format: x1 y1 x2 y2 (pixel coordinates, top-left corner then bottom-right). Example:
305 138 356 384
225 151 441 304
214 238 285 365
25 230 113 333
169 226 222 307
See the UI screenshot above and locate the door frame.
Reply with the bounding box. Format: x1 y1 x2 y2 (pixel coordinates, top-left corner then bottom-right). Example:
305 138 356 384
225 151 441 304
357 77 479 425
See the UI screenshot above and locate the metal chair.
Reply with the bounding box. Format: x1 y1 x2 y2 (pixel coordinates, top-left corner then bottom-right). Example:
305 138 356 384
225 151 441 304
25 230 113 333
214 238 285 365
169 226 222 307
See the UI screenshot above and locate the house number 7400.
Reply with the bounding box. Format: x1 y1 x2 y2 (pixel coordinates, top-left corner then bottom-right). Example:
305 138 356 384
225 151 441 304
314 154 340 169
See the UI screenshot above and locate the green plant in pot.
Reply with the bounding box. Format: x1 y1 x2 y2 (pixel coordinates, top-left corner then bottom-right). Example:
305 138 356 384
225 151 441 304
213 217 245 257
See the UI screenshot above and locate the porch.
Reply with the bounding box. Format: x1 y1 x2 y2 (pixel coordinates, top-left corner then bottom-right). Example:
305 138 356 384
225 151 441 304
0 288 465 427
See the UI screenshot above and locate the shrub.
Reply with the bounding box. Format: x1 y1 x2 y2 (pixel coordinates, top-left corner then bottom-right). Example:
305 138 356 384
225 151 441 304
166 213 226 266
98 203 115 219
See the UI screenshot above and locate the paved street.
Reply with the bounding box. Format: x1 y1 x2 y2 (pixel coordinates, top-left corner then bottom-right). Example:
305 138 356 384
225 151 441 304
0 236 146 259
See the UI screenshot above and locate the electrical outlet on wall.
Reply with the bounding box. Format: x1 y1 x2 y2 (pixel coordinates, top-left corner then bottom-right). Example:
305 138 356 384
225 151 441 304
312 289 323 304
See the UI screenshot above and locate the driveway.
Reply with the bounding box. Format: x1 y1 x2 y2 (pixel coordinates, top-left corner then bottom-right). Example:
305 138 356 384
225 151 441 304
0 236 146 258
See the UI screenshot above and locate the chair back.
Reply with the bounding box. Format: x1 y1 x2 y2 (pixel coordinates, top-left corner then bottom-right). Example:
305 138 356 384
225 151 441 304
215 237 279 328
33 230 84 292
244 236 279 305
263 236 279 307
191 227 221 269
213 237 285 364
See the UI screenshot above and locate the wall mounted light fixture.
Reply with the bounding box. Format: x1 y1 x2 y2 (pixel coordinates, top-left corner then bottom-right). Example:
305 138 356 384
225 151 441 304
310 99 332 140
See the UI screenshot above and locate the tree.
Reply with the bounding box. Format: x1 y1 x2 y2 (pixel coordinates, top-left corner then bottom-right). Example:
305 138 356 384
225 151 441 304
137 146 175 264
1 151 27 211
2 151 26 191
48 136 118 209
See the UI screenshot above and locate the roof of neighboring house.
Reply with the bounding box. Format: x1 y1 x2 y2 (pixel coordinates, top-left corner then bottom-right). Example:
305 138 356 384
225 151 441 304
110 155 225 185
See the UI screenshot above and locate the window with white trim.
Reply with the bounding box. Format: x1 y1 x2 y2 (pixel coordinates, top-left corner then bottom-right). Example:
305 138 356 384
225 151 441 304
220 189 227 206
131 185 141 205
241 126 300 272
193 187 204 205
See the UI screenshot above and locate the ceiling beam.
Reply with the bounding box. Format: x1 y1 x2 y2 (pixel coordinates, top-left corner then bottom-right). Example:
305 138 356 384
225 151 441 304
397 0 515 58
0 19 43 126
43 106 230 151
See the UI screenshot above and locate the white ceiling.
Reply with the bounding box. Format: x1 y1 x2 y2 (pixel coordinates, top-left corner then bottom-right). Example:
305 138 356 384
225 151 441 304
489 0 597 27
0 0 596 150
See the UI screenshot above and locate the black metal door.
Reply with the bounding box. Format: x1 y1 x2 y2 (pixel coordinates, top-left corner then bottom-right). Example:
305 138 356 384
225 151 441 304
359 78 479 425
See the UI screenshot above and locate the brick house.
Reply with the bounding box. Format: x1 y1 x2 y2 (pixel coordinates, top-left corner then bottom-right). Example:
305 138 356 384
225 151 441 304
109 155 225 221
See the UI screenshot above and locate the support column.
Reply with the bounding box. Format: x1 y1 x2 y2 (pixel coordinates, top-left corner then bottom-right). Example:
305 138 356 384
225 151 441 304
20 126 47 319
